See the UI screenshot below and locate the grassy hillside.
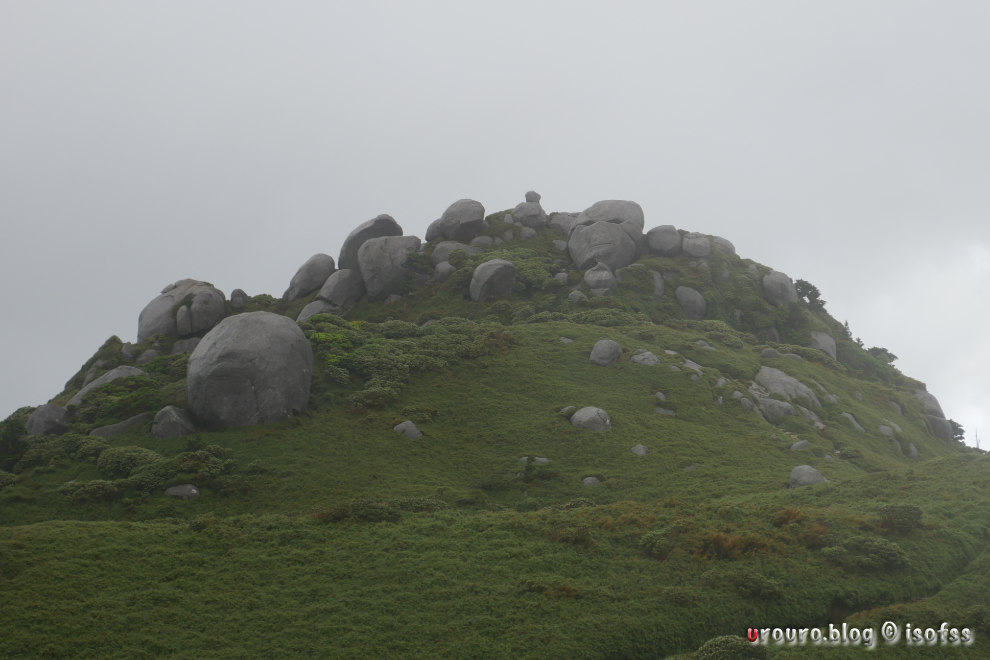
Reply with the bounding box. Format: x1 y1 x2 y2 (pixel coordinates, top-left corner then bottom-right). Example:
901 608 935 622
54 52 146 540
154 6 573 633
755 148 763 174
2 216 988 658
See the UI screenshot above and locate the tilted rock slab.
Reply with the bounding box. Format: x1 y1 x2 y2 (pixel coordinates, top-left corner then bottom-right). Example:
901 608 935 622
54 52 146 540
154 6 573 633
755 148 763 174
755 366 821 408
469 259 516 302
357 236 422 301
809 331 837 360
138 279 227 342
338 214 402 271
187 312 313 429
282 253 336 302
914 389 945 418
68 366 146 407
152 405 197 439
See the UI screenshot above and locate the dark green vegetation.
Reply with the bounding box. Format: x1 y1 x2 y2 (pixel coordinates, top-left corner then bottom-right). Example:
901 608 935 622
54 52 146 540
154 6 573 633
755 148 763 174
2 216 988 658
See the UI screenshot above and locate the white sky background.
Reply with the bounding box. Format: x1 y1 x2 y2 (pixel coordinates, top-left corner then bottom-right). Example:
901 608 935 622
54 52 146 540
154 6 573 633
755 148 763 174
2 1 988 445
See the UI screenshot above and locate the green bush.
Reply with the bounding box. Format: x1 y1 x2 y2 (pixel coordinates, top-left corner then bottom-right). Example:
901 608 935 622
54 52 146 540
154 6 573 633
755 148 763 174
731 568 782 599
880 504 923 532
74 438 109 461
696 635 767 659
315 499 402 523
823 535 908 571
0 470 15 490
639 529 674 559
97 446 165 479
57 479 118 503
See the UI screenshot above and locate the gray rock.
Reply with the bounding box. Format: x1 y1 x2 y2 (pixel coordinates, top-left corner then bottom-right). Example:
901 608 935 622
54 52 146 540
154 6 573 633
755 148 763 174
434 261 456 282
570 407 611 431
583 476 601 487
675 286 706 320
878 425 894 437
567 221 638 270
908 443 919 460
138 279 227 342
739 398 755 412
712 236 736 255
559 406 576 416
512 200 548 229
469 235 494 248
297 300 336 323
384 294 404 305
690 374 701 383
429 199 487 242
840 412 865 432
567 290 588 303
548 212 578 234
430 241 481 266
583 262 617 295
394 420 422 440
809 331 837 360
469 259 516 302
520 227 537 240
755 366 821 407
164 484 199 500
176 306 191 336
854 391 864 402
90 412 151 437
892 438 903 454
655 407 675 416
338 214 402 271
525 191 541 203
650 270 665 299
695 340 715 351
927 415 953 442
575 200 645 245
796 405 826 430
681 232 712 257
316 268 366 313
519 455 549 464
357 236 422 300
152 405 197 439
681 359 703 374
187 312 313 429
229 288 248 312
758 397 796 423
68 366 145 407
552 239 568 252
889 401 903 415
761 348 781 359
121 343 138 360
283 253 336 301
790 439 809 450
789 465 826 488
655 391 667 402
136 349 159 365
783 353 803 362
25 403 68 436
631 350 660 365
502 229 515 241
762 271 799 306
645 225 681 256
558 337 574 344
553 272 569 284
885 420 903 433
914 389 945 418
171 337 201 354
589 339 622 366
631 444 648 456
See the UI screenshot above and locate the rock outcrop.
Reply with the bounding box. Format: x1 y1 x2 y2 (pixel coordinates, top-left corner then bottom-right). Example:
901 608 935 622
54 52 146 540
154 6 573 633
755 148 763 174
357 236 422 300
25 403 68 436
584 262 617 296
809 331 837 360
567 221 637 270
152 405 197 439
681 233 711 258
469 259 516 302
68 366 146 407
789 465 826 488
645 225 681 256
675 286 706 320
187 312 313 429
282 253 336 302
427 199 487 243
394 420 422 440
138 280 227 342
570 407 611 431
338 214 403 271
589 339 621 366
754 366 821 408
762 271 799 306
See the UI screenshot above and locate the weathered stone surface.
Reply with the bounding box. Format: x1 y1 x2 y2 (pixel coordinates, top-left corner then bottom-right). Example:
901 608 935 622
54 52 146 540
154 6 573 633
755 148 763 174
927 415 953 442
567 221 638 270
757 397 796 423
525 191 541 203
841 412 865 432
675 286 706 320
512 200 548 229
574 200 645 245
469 259 516 302
187 312 313 429
283 253 336 301
583 476 601 487
655 407 675 416
25 403 68 436
136 349 159 365
394 420 422 440
645 225 681 256
681 232 711 257
567 290 588 303
138 280 227 342
152 405 197 439
434 261 456 282
583 262 616 295
429 199 487 242
548 212 578 235
589 339 622 366
755 366 821 407
431 241 479 266
631 350 660 366
297 300 336 323
696 340 715 351
68 366 146 407
796 405 826 430
789 465 826 488
570 407 611 431
790 440 809 451
338 214 403 271
809 331 837 360
470 236 493 248
762 271 799 306
890 401 903 415
712 236 736 255
559 337 574 344
908 443 919 460
914 389 945 418
171 338 201 354
165 484 199 500
878 425 894 437
631 444 648 455
316 268 366 313
91 412 151 437
229 288 248 312
520 227 537 240
357 236 422 300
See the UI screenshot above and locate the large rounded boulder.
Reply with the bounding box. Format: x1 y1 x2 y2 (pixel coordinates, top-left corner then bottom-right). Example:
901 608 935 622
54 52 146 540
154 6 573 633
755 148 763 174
570 406 612 431
675 286 706 320
315 268 366 314
187 312 314 429
762 271 799 306
568 221 638 270
357 236 422 300
282 253 336 302
25 403 69 436
469 259 516 302
427 199 487 243
338 214 403 271
138 279 227 342
645 225 681 256
574 200 645 244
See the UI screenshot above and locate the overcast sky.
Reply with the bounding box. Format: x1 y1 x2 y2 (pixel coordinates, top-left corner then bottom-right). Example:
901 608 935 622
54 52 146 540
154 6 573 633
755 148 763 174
2 1 988 445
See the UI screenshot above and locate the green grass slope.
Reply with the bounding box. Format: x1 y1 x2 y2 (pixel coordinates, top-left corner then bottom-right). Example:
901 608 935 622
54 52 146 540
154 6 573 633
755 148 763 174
1 217 988 658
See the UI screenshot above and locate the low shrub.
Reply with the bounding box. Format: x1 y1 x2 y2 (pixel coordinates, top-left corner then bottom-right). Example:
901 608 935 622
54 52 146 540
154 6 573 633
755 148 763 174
57 479 118 503
315 498 402 523
822 535 908 571
879 504 923 532
639 529 674 560
97 446 164 479
696 635 768 659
